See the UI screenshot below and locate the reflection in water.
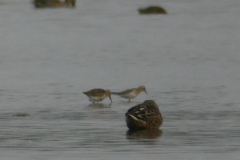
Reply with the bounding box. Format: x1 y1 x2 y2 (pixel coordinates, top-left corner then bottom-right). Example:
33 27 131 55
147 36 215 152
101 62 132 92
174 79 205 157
88 103 111 108
126 129 163 139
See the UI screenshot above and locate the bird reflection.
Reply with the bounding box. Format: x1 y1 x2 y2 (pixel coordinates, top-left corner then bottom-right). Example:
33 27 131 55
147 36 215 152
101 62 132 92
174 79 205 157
88 103 111 108
126 128 163 139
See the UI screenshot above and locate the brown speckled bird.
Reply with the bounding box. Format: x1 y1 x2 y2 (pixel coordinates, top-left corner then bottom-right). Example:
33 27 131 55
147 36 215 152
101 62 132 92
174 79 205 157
125 100 163 130
112 86 147 102
83 89 112 104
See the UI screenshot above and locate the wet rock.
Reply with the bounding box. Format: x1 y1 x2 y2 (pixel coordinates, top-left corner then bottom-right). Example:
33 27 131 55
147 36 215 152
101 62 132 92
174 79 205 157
138 6 167 15
12 113 30 117
33 0 76 8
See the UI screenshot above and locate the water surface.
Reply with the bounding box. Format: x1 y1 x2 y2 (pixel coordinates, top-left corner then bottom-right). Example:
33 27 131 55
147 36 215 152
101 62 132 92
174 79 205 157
0 0 240 159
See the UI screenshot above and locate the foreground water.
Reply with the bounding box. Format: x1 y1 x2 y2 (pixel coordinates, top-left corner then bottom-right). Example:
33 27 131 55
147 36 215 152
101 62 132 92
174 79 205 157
0 0 240 159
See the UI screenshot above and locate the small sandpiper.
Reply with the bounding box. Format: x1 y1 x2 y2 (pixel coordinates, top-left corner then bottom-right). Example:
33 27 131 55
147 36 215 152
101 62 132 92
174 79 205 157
125 100 163 130
83 89 112 104
111 86 147 102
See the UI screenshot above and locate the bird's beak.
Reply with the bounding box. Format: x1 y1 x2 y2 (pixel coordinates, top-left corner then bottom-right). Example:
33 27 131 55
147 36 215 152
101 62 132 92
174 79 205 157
144 89 148 95
109 95 112 103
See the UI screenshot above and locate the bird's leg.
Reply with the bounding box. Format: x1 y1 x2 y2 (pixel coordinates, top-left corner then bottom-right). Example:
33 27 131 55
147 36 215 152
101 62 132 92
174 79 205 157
89 99 95 103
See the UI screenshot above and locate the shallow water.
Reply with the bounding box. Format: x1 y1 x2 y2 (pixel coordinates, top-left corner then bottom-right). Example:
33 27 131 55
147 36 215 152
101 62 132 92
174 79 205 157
0 0 240 159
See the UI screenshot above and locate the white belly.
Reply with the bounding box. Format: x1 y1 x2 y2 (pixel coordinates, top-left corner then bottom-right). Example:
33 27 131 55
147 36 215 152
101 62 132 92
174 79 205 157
120 92 136 99
90 96 105 102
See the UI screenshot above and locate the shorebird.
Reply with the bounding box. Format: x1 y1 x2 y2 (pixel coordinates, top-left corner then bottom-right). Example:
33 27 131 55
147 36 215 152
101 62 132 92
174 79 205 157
125 100 163 130
111 86 147 102
83 89 112 104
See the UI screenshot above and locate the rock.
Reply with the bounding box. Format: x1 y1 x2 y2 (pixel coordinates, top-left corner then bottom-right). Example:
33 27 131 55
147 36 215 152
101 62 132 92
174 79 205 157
12 113 30 117
138 6 167 15
33 0 76 8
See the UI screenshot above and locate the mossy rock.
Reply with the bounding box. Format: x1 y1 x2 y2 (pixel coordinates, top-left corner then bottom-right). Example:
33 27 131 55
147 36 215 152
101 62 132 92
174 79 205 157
138 6 167 15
